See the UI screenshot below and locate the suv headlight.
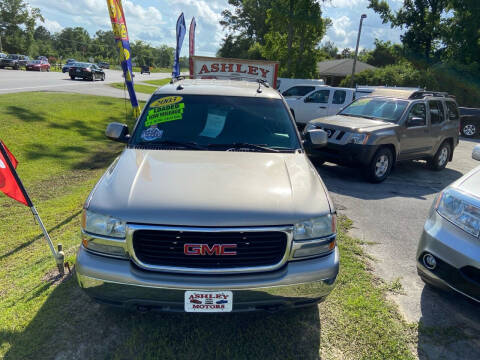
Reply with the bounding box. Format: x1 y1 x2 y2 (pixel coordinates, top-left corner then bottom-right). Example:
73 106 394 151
81 209 126 238
292 214 336 259
348 133 369 144
436 189 480 237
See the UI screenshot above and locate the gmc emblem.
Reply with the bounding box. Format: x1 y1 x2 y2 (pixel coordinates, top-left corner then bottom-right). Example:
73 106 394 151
184 243 237 256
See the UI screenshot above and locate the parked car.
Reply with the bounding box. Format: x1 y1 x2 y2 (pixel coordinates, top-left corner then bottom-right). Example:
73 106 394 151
26 60 50 72
416 144 480 303
0 53 7 59
37 56 48 61
304 90 460 182
285 86 355 128
75 79 339 313
98 61 110 69
69 62 105 81
459 107 480 138
0 54 29 69
140 65 150 74
62 59 77 73
276 78 325 93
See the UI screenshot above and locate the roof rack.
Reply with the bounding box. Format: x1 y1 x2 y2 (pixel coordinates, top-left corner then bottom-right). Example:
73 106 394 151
408 91 454 99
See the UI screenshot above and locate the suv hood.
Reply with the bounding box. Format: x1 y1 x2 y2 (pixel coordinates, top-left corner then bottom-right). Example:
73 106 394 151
86 149 333 227
453 165 480 202
311 115 398 132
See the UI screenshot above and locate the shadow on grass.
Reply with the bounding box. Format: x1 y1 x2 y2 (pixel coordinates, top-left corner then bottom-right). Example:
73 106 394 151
0 210 82 262
3 278 321 360
5 106 47 123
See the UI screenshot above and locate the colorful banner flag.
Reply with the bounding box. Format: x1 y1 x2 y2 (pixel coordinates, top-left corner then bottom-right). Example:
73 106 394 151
189 17 196 77
106 0 141 118
172 13 186 78
0 141 29 206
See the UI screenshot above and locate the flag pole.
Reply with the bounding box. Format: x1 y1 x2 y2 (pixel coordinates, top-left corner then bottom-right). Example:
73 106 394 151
0 142 64 275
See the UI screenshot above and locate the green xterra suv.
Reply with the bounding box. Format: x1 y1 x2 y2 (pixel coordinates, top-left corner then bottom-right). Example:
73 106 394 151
304 90 460 182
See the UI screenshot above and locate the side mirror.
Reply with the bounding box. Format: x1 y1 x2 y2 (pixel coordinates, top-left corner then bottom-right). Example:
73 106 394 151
407 117 425 127
106 122 130 143
306 129 328 148
473 145 480 161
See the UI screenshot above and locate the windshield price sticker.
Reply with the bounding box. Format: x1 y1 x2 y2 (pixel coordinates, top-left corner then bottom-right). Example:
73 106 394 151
184 290 233 312
145 103 185 126
150 96 183 108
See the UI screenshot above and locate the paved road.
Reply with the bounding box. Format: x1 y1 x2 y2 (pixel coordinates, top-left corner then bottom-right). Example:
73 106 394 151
0 68 171 100
317 138 480 359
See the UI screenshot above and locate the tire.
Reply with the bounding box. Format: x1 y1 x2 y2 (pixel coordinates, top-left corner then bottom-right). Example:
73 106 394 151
429 141 451 171
70 75 75 80
461 121 478 138
90 74 95 81
101 73 105 81
365 147 394 183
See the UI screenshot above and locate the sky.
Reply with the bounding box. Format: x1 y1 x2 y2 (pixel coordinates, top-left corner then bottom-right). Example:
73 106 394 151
29 0 405 57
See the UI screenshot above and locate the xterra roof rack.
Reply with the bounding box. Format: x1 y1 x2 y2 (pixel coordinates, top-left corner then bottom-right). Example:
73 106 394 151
408 91 455 99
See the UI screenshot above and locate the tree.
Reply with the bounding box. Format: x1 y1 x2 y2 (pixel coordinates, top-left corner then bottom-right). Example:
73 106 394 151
318 41 338 59
368 0 447 64
261 0 328 77
442 0 480 64
0 0 43 54
361 39 403 67
340 48 352 59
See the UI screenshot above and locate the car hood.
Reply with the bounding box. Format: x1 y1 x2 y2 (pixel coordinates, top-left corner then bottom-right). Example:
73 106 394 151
310 115 398 132
86 149 333 227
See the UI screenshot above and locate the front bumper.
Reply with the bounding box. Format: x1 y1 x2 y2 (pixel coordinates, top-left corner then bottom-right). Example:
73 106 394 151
305 142 379 166
76 246 339 312
416 210 480 302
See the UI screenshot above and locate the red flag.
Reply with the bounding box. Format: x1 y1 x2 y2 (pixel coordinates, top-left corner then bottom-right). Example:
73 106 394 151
0 141 29 206
189 17 196 78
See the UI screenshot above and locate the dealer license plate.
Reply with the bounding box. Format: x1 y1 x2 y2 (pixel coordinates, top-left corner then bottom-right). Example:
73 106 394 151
184 290 233 312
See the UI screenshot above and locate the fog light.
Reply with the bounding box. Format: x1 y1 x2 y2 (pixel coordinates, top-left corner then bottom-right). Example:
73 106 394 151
423 253 437 270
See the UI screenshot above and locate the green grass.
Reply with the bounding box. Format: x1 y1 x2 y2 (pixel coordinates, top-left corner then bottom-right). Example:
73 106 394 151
0 92 416 359
109 82 157 94
142 78 171 87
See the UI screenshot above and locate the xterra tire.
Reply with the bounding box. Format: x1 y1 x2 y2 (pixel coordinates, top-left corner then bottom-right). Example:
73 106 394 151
429 141 451 171
365 147 394 183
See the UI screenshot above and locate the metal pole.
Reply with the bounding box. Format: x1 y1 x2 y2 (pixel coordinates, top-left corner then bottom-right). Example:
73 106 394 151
0 141 64 274
350 14 367 88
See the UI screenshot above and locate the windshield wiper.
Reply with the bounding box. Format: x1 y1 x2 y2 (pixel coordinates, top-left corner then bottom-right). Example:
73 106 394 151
207 143 280 153
135 140 206 150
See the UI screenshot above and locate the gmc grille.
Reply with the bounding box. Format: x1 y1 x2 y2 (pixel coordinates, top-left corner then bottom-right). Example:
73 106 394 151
132 230 288 269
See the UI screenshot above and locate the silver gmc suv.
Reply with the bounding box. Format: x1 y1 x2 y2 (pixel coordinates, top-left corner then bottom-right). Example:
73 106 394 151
76 79 338 313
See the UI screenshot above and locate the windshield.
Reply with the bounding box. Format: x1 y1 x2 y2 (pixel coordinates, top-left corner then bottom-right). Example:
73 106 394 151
340 97 408 123
30 60 41 64
282 86 316 97
73 62 90 68
7 55 19 59
131 94 300 152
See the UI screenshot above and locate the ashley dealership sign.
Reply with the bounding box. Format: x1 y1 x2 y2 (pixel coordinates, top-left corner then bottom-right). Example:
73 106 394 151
191 56 279 88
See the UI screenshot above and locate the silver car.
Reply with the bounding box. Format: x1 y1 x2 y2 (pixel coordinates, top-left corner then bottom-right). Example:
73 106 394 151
417 144 480 302
76 79 338 313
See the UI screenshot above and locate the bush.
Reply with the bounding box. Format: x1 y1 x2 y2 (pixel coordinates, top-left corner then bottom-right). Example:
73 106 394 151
341 61 480 107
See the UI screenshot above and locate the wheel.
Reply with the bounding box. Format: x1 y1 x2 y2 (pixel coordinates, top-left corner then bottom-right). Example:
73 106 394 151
101 73 105 81
14 65 19 70
70 75 75 80
90 74 95 81
365 147 394 183
429 141 451 171
461 121 478 138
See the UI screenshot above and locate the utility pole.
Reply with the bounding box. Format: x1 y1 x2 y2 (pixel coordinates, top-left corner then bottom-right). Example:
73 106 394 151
350 14 367 88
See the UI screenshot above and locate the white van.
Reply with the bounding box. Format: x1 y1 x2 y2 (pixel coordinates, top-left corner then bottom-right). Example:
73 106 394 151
277 78 325 93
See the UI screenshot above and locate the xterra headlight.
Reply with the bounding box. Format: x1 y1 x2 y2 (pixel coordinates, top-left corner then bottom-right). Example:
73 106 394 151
348 133 369 144
435 189 480 238
292 214 337 259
